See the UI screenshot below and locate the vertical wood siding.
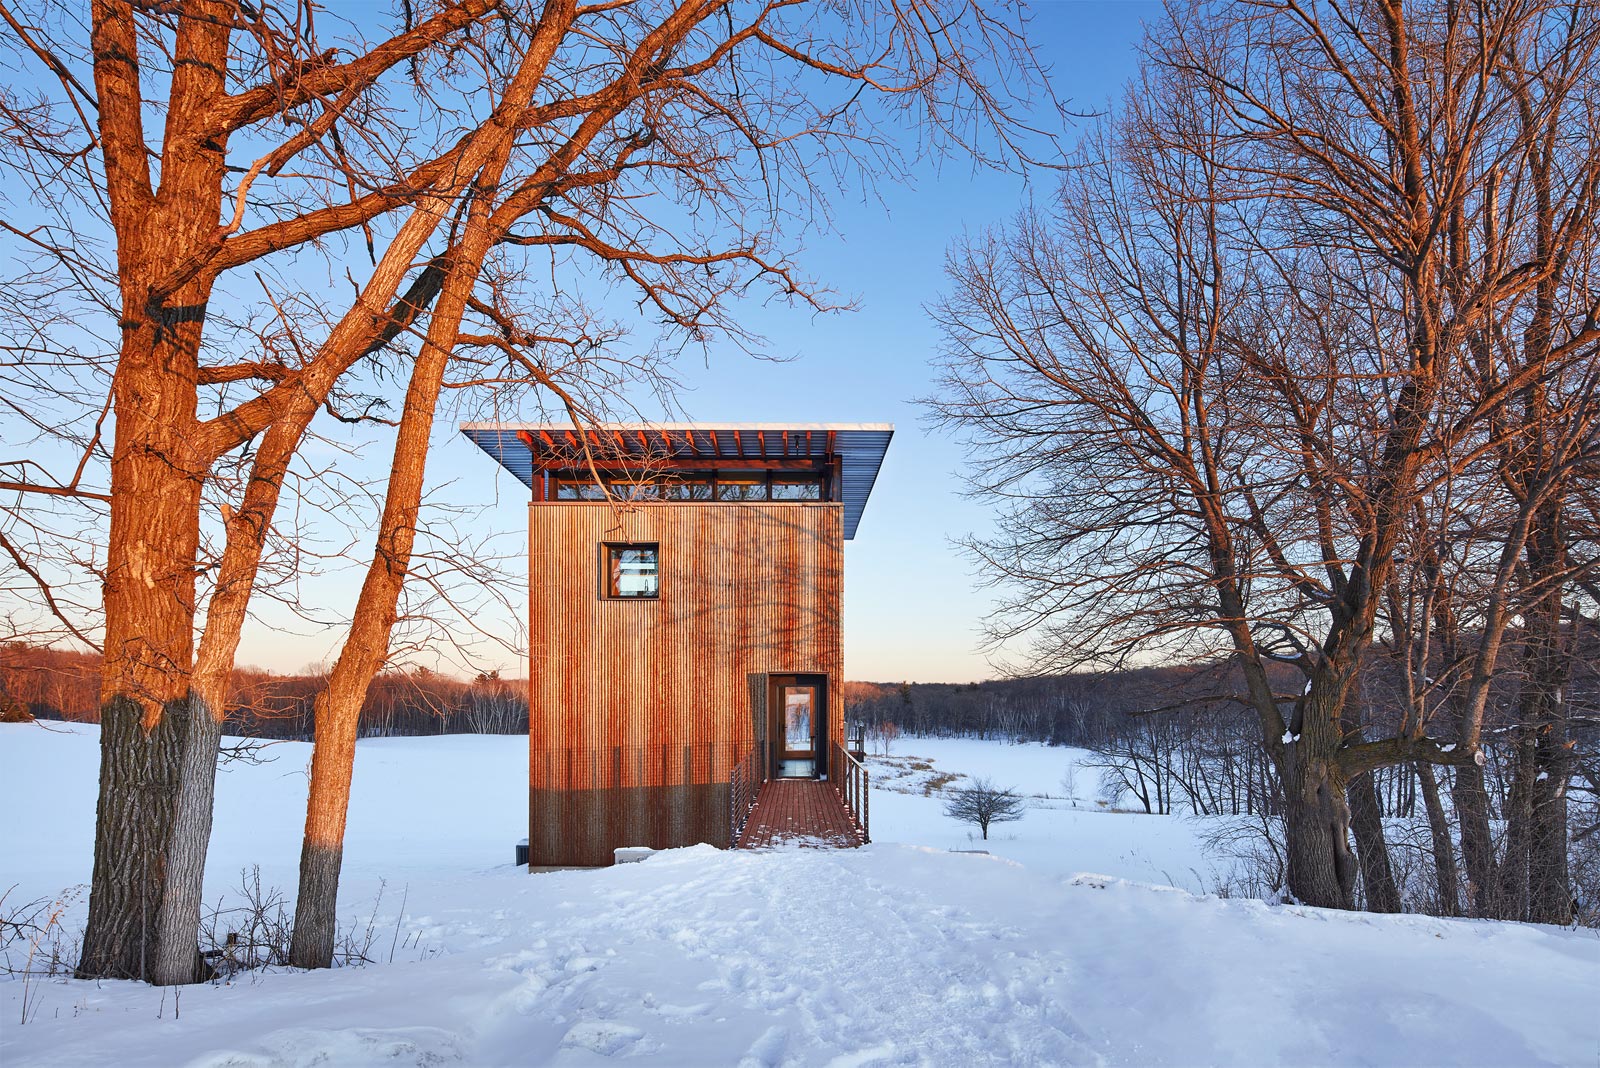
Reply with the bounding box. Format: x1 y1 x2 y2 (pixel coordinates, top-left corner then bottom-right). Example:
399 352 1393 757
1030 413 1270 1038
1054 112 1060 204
527 502 844 863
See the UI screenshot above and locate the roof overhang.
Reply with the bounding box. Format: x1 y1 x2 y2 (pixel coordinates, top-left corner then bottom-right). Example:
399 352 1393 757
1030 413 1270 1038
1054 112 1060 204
460 422 893 539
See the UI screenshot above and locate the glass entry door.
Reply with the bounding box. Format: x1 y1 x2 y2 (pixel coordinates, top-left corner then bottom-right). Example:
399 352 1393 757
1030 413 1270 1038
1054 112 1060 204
778 683 818 778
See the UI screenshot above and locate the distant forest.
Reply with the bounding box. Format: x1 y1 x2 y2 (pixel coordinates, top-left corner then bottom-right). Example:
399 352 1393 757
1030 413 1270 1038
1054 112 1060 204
10 638 1594 765
2 641 1312 748
0 643 524 739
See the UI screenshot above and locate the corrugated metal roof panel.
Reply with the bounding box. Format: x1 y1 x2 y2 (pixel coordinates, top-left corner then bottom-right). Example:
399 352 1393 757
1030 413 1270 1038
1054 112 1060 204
460 422 892 539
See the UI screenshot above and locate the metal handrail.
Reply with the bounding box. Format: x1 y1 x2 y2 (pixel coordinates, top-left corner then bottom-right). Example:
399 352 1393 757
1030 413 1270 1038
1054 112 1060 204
830 741 870 843
729 742 764 844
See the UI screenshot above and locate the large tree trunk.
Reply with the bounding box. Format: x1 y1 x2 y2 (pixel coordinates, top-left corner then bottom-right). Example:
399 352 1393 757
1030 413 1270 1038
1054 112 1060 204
77 0 231 982
289 163 509 967
147 699 226 984
1528 733 1572 925
281 6 592 953
150 413 319 982
1451 762 1498 917
79 697 185 979
288 692 358 968
1282 746 1358 910
1348 770 1401 913
1415 761 1460 917
78 331 208 980
1522 529 1574 926
1493 726 1537 921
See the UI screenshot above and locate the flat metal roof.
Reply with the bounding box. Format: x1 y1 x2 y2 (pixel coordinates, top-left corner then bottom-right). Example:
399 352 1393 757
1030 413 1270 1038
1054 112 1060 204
460 422 893 539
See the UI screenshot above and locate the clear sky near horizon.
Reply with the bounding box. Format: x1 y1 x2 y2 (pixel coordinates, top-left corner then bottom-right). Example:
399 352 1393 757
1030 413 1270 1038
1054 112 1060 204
5 1 1159 684
223 1 1163 684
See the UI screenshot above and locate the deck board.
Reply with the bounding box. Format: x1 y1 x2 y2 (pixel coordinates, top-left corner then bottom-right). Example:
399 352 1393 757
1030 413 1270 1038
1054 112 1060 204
735 779 865 849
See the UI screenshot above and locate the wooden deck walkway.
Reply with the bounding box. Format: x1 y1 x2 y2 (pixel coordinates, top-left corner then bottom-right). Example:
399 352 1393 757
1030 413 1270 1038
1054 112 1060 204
734 779 866 849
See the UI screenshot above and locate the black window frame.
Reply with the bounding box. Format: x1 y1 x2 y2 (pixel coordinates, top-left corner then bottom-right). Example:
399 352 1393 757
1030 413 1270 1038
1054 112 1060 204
600 541 660 600
552 468 831 503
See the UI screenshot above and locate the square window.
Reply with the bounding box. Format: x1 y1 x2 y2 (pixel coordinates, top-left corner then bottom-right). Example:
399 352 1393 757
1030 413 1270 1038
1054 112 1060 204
604 543 659 599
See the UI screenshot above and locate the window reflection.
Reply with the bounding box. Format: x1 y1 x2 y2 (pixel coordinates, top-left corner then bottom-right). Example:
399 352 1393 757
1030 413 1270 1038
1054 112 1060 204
615 480 660 501
555 480 607 500
605 544 659 598
717 474 766 501
553 471 827 502
662 478 713 500
784 688 813 747
770 478 823 500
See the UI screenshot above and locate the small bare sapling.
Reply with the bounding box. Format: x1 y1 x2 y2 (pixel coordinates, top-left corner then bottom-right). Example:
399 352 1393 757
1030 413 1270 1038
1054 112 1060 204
943 778 1026 840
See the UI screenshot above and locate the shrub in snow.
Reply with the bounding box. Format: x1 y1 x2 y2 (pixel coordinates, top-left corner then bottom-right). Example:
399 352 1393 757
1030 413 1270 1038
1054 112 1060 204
943 778 1026 840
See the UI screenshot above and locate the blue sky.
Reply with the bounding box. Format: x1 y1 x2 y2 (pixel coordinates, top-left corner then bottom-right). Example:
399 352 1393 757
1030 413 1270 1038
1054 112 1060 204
219 1 1161 683
2 2 1156 682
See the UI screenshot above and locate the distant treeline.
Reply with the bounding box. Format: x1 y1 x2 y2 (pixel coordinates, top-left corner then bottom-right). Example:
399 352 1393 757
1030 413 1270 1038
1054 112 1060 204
0 643 525 739
849 639 1599 751
844 666 1292 817
6 643 1300 750
11 641 1594 762
843 663 1291 750
848 639 1599 827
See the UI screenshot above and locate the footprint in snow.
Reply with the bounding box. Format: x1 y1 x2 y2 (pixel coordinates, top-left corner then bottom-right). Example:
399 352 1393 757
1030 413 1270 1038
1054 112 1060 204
640 992 713 1019
738 1025 790 1068
560 1020 647 1057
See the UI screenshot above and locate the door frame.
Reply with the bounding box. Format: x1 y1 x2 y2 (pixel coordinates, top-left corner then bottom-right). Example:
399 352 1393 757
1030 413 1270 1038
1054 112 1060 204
768 673 827 779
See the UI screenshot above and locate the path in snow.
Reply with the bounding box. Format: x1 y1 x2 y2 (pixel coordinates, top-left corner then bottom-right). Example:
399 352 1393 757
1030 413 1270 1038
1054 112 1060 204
5 845 1596 1065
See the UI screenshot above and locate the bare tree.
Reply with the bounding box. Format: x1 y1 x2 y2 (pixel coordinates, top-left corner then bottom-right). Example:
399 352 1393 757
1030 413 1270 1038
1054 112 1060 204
1 0 1052 981
943 777 1025 839
931 1 1600 909
1367 12 1600 921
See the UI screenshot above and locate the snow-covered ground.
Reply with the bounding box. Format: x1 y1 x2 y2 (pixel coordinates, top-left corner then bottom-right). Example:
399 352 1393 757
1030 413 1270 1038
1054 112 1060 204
4 723 1597 1066
866 736 1102 801
864 738 1218 891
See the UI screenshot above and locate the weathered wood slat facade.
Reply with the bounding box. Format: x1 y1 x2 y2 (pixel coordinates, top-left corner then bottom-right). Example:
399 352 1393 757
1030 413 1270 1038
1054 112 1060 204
462 421 890 868
527 502 844 866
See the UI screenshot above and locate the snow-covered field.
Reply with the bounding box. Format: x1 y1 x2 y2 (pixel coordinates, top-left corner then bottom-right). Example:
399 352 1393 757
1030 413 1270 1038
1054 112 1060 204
865 738 1217 890
4 723 1597 1066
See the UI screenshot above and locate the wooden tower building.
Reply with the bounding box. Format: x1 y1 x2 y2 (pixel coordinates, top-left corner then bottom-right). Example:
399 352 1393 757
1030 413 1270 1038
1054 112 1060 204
462 422 892 866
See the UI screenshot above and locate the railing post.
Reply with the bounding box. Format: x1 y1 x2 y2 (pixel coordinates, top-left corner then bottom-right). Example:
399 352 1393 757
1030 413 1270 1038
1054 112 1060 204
862 765 869 843
730 757 740 845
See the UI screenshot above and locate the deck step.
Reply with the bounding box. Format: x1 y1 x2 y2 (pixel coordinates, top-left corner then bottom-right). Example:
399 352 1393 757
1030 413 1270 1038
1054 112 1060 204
734 779 866 849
